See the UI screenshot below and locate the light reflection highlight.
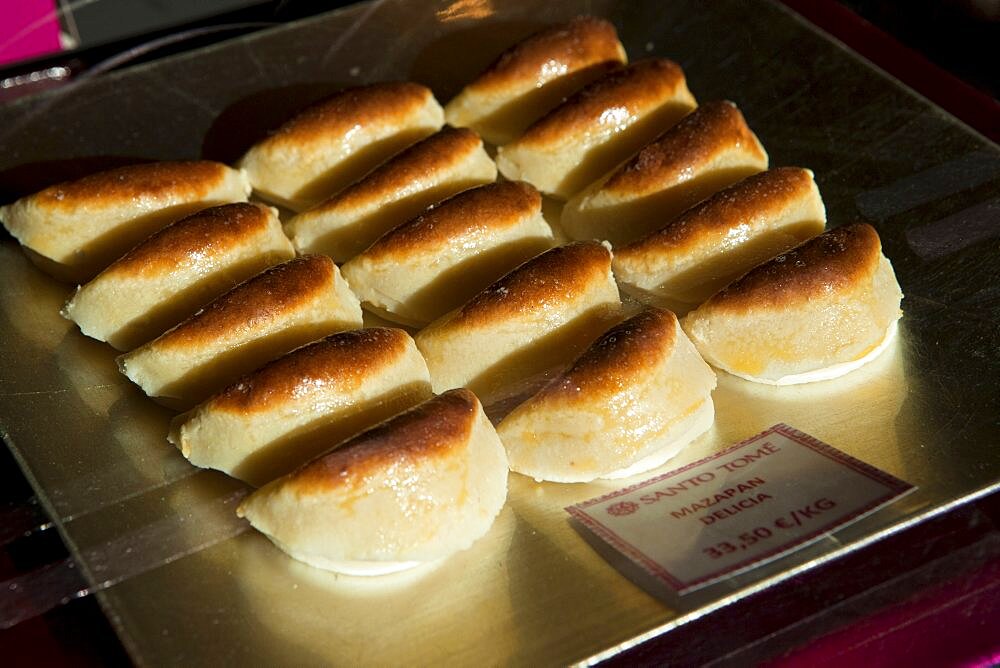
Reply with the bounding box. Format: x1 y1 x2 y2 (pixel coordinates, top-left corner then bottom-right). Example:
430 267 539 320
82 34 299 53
436 0 495 22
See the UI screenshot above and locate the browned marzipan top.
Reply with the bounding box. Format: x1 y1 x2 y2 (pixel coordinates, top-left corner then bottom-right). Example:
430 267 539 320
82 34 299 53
154 255 335 349
700 223 881 312
256 82 432 150
443 240 612 329
358 180 541 259
536 307 677 401
102 202 272 278
283 388 478 494
514 59 688 148
29 161 230 211
466 16 625 94
306 127 483 214
602 100 765 196
206 327 412 414
617 167 816 259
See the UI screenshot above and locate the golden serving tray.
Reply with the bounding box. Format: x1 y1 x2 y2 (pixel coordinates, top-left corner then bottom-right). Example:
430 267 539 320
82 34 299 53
2 0 998 664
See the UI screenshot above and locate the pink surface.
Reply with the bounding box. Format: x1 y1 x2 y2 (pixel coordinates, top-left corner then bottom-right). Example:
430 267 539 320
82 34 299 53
769 555 1000 667
0 0 62 66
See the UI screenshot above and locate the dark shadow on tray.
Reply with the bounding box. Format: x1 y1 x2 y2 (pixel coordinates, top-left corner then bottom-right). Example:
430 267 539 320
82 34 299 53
55 328 122 390
102 250 293 351
221 381 431 487
31 200 234 284
305 175 492 261
393 235 554 327
468 61 620 144
200 82 352 165
570 164 765 246
109 389 191 479
148 318 362 411
0 156 154 203
282 127 435 210
465 303 622 405
408 21 545 102
555 101 694 197
0 245 74 351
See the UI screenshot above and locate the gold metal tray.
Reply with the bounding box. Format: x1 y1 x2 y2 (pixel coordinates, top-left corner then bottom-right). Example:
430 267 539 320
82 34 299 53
2 0 999 664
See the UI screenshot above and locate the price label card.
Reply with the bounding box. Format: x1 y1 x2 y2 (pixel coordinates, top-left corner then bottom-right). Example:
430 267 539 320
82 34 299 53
567 424 915 594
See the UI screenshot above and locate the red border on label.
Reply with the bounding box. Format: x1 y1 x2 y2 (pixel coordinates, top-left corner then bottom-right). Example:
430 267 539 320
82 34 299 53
566 424 915 593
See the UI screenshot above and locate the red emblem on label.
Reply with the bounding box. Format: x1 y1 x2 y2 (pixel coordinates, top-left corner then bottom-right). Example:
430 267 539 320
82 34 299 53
607 501 639 516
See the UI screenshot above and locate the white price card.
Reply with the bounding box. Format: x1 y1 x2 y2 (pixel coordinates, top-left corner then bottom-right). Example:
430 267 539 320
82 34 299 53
566 424 915 594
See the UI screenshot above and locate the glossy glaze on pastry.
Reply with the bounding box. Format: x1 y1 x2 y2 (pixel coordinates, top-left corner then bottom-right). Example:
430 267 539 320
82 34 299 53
237 389 508 575
341 181 554 327
0 161 250 282
414 241 622 404
286 127 496 262
445 16 627 145
614 167 826 310
496 59 697 199
562 100 769 245
171 327 432 486
239 82 444 211
119 255 362 408
64 202 294 350
681 224 903 384
499 308 716 482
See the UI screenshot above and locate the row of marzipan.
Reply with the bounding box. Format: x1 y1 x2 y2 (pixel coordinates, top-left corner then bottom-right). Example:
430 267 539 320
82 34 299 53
0 16 902 576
